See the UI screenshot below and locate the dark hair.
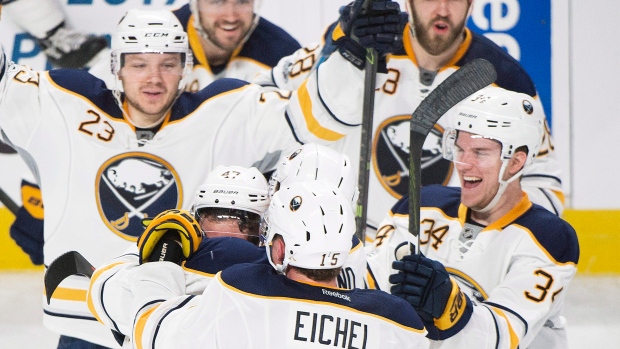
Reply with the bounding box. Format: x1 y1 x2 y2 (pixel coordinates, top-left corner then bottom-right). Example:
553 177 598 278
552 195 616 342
294 266 342 282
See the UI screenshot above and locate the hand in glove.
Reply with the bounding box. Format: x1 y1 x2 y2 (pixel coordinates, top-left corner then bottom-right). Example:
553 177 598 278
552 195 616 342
390 253 472 339
335 0 407 72
137 209 203 265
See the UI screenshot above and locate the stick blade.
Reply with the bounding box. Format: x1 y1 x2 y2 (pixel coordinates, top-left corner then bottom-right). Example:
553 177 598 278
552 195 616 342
44 251 95 304
410 58 497 136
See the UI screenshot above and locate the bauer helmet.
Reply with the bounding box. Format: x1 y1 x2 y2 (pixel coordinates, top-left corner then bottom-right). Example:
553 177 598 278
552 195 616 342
269 143 358 211
190 165 269 243
110 9 193 96
260 180 354 273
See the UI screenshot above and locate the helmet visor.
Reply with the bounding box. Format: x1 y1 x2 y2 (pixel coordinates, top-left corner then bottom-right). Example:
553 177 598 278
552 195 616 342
117 52 187 78
195 207 261 245
442 128 503 168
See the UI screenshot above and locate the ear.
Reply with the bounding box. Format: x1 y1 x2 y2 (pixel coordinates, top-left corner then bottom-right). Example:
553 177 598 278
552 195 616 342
507 150 528 176
271 236 286 266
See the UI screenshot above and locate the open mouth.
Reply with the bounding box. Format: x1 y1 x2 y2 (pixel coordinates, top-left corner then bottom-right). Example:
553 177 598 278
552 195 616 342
462 176 482 189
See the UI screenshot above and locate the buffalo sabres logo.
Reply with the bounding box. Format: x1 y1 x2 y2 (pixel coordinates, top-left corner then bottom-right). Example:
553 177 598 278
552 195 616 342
373 115 453 198
96 152 182 240
522 100 534 114
290 196 302 211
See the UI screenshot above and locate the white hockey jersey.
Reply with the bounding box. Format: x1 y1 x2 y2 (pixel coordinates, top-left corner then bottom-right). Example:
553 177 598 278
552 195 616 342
88 235 369 345
129 262 429 349
365 185 579 349
255 25 564 242
0 46 367 347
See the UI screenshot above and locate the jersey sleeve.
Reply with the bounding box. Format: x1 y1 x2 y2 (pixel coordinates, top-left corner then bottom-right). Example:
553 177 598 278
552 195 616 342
253 42 325 90
0 56 48 149
213 49 371 166
86 247 142 337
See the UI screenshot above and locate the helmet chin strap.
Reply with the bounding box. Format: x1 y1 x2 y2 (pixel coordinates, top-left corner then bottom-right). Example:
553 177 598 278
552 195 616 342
266 243 289 275
476 161 523 213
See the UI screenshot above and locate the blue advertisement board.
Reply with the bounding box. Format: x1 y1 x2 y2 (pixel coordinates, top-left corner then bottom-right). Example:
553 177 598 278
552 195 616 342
468 0 552 126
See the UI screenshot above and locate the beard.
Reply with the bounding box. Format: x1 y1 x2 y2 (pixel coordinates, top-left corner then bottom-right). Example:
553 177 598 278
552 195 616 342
412 12 467 56
202 19 253 52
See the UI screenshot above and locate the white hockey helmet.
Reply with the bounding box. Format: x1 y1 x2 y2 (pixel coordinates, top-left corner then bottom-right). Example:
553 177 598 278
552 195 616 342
110 9 193 95
261 180 354 273
442 86 544 166
191 165 269 216
269 143 358 211
189 0 261 49
442 85 545 212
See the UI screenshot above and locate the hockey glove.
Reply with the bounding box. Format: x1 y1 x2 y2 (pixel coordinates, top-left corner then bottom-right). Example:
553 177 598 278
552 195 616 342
137 209 203 265
390 254 472 338
334 0 407 72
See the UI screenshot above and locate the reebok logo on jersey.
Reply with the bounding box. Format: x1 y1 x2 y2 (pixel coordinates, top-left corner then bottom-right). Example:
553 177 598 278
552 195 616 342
322 289 351 302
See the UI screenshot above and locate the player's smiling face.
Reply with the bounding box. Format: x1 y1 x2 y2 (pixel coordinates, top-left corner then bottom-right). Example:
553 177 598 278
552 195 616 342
410 0 470 55
453 131 503 210
198 0 254 52
120 53 184 126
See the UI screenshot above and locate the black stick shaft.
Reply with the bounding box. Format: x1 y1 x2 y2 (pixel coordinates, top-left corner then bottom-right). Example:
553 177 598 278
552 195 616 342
0 186 18 216
355 46 378 242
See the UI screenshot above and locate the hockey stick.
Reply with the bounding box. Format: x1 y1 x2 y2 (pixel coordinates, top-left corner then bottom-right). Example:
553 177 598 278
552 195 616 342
44 250 95 304
0 186 18 215
354 0 378 242
408 58 497 253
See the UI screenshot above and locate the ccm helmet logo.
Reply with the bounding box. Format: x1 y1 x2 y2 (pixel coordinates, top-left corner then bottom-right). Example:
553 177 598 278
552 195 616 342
145 33 169 37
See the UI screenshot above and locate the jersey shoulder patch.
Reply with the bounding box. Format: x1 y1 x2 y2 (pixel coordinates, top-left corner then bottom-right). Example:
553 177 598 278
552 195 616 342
184 237 267 274
239 17 301 67
48 69 122 119
391 185 461 217
515 205 580 264
171 78 250 121
460 31 537 97
172 4 192 30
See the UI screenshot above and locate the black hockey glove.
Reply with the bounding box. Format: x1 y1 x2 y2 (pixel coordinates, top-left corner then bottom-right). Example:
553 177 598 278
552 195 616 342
137 209 203 265
335 0 407 72
390 254 472 338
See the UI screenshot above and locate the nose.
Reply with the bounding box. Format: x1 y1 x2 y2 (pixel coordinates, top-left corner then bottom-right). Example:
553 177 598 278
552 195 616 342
144 67 165 82
436 0 450 17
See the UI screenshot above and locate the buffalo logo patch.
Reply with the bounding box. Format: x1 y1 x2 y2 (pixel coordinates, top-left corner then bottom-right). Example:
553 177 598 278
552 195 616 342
373 115 453 199
96 152 182 240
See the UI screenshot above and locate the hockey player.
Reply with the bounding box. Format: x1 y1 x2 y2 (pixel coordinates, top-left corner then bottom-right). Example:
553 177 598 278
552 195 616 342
113 181 429 348
268 143 366 289
87 165 271 346
255 0 564 241
365 86 579 348
88 153 369 346
0 3 405 348
3 0 108 68
9 0 300 259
